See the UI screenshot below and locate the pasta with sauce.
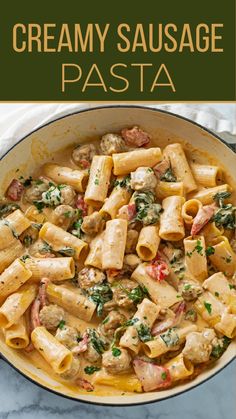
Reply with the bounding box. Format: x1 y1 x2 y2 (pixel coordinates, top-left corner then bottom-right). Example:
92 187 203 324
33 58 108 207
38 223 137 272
0 125 235 395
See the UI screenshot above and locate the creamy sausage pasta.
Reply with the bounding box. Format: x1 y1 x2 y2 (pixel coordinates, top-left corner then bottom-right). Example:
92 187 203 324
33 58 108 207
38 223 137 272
0 125 235 394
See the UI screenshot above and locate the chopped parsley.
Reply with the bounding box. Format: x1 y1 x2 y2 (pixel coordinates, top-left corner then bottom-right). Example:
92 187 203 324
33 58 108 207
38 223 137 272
125 285 149 305
84 366 100 375
183 284 192 291
206 246 215 256
71 218 83 239
186 239 203 257
59 247 75 257
102 316 110 324
211 336 231 359
33 201 46 213
160 167 177 182
114 175 131 190
213 191 231 207
229 284 236 290
23 235 33 247
137 324 153 342
133 192 162 226
32 223 43 230
88 329 107 354
89 282 113 316
160 328 179 347
0 203 20 218
185 309 197 322
94 178 99 185
204 301 212 315
215 292 220 297
58 320 66 330
212 192 235 230
40 242 53 254
19 176 33 187
112 347 121 357
20 254 31 262
161 372 167 380
63 211 73 218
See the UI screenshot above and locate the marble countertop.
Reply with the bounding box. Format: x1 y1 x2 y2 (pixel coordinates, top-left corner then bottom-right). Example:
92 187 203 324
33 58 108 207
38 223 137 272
0 358 235 419
0 103 235 419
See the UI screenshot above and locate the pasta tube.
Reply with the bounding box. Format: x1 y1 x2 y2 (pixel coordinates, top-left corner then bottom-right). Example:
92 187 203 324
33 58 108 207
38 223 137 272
190 163 222 187
102 219 127 270
159 196 185 241
191 184 232 205
0 259 32 300
25 257 75 282
93 370 142 393
203 272 236 314
46 283 96 322
0 240 23 273
132 263 182 308
164 353 194 382
184 235 208 282
31 326 73 374
0 209 31 250
84 156 113 207
120 298 160 353
208 236 236 277
182 199 203 226
39 222 88 260
136 225 160 261
113 148 162 176
156 181 184 199
43 163 88 192
100 180 132 219
0 284 37 328
4 316 29 349
164 144 197 193
85 232 104 269
143 325 197 358
201 222 223 245
194 291 236 338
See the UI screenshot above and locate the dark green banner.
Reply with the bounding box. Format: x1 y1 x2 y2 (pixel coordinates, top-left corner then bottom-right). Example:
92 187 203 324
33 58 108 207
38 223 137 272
0 0 235 101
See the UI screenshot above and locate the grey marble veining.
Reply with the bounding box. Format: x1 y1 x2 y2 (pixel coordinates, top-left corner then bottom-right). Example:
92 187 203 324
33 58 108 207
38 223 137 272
0 359 235 419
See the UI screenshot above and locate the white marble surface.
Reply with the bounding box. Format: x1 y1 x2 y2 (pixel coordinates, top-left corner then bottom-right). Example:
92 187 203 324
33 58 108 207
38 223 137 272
0 358 235 419
0 103 235 419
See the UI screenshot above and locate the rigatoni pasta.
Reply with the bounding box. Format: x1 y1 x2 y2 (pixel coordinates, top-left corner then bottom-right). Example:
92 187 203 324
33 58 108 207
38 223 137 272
164 143 197 193
136 225 160 261
43 163 88 192
184 235 208 281
0 284 37 328
159 196 185 241
113 148 162 176
0 209 30 250
39 222 88 260
102 219 127 270
31 326 73 374
25 257 75 282
0 259 32 300
0 123 235 395
190 163 222 187
4 316 29 349
84 155 113 207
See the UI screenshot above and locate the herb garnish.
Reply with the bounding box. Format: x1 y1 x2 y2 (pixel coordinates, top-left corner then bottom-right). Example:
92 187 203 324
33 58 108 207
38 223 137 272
58 320 65 330
160 328 179 347
84 366 101 375
137 324 153 342
88 329 106 354
112 347 121 357
160 167 177 182
204 301 212 315
206 246 215 256
89 282 113 316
